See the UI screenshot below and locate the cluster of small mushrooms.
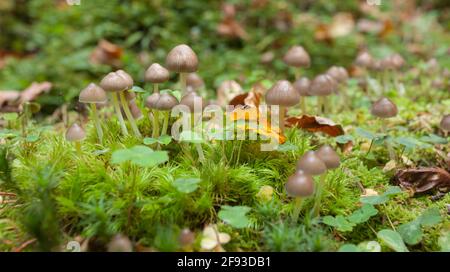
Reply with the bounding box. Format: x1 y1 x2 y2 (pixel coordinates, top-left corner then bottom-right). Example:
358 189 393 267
285 145 340 219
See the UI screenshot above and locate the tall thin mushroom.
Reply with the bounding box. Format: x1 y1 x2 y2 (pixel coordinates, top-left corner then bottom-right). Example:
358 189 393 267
65 123 86 156
265 80 299 133
166 44 199 94
285 171 315 222
371 97 398 161
79 83 107 144
283 45 311 79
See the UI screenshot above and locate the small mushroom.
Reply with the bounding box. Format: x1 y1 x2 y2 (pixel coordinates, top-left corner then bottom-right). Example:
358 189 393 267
309 74 337 115
440 114 450 137
327 66 348 84
285 170 315 222
371 97 398 160
217 80 243 107
283 45 311 79
65 123 85 155
107 234 133 252
296 151 327 176
186 72 205 92
166 44 199 94
355 51 374 68
155 93 179 136
293 77 311 114
128 100 143 121
145 63 169 93
179 91 205 113
265 80 299 132
145 93 162 138
79 83 107 144
179 228 195 248
315 145 340 169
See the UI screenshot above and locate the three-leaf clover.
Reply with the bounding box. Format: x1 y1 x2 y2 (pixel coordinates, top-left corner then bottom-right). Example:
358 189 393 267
111 145 169 167
218 205 251 229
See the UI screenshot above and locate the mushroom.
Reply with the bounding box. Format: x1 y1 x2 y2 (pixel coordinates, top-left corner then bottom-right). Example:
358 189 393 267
371 97 398 160
128 100 143 121
293 77 311 114
107 234 133 252
440 114 450 137
327 66 349 111
65 123 86 155
217 80 243 107
145 63 169 94
155 93 179 136
265 80 299 133
315 145 340 170
296 151 327 176
309 74 337 115
285 170 315 221
179 228 195 248
79 83 107 144
145 92 162 138
166 44 199 94
283 45 311 79
186 72 205 92
355 51 374 69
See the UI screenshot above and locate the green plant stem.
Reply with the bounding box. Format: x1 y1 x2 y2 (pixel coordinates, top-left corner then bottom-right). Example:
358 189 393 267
292 197 303 222
294 69 301 80
90 103 103 144
317 96 324 115
119 91 142 138
300 97 307 115
180 72 187 94
279 106 285 133
152 110 160 138
195 143 205 162
161 111 170 136
312 174 327 217
111 92 129 136
235 140 244 166
74 141 82 156
153 84 159 94
383 204 396 231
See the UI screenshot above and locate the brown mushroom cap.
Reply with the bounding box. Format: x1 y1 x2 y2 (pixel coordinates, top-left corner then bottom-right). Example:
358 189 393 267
296 151 327 176
293 77 311 96
116 70 134 89
355 52 374 68
370 97 398 118
155 93 179 111
315 145 340 169
283 46 311 68
309 74 336 96
390 53 405 69
260 51 275 65
285 171 315 197
186 73 205 91
265 80 300 107
165 44 199 73
100 70 133 92
440 114 450 132
107 234 133 252
179 228 195 247
65 123 86 142
79 83 107 103
179 91 205 112
145 93 161 109
145 63 170 83
327 66 348 83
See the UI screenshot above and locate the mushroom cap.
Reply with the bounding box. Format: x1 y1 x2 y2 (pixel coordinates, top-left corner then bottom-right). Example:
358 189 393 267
65 123 86 142
145 93 161 109
155 93 179 111
309 74 336 96
165 44 199 73
283 46 311 68
370 97 398 118
293 77 311 96
390 53 405 69
179 228 195 247
79 83 107 103
179 91 205 112
145 63 170 83
355 52 374 68
265 80 300 107
116 70 134 89
217 80 243 96
440 114 450 132
370 60 383 72
186 72 205 91
107 234 133 252
380 56 396 70
315 145 340 169
285 171 315 197
260 51 275 65
100 70 133 92
296 151 327 176
327 66 348 83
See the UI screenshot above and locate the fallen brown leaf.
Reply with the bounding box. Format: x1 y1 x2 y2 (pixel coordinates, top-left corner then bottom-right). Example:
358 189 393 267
392 167 450 195
216 80 243 108
90 39 123 67
19 82 52 104
0 91 21 107
285 115 345 137
0 82 52 112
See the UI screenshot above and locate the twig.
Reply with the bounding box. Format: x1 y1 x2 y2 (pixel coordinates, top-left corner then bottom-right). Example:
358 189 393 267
13 238 36 252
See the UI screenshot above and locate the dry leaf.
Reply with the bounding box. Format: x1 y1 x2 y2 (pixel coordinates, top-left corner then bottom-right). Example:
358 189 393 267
217 4 248 40
217 80 243 107
315 13 354 42
383 160 397 172
19 82 52 104
392 167 450 195
1 82 52 112
338 141 354 154
285 115 344 137
90 39 123 67
362 188 379 197
0 91 21 107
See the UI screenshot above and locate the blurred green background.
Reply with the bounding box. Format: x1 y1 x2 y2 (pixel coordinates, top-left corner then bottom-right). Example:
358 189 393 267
0 0 449 114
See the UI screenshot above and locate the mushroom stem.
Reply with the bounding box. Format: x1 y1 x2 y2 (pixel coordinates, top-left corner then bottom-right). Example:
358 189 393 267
317 97 323 115
153 84 159 94
90 103 103 144
300 97 307 115
161 111 170 136
312 174 326 217
180 72 187 94
152 110 160 138
294 69 301 80
111 92 129 136
380 119 396 161
119 91 142 138
74 141 82 156
279 106 285 133
195 143 205 162
292 197 303 222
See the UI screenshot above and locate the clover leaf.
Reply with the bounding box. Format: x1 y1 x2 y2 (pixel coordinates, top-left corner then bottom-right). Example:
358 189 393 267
218 205 251 229
172 178 201 194
111 145 169 167
377 229 409 252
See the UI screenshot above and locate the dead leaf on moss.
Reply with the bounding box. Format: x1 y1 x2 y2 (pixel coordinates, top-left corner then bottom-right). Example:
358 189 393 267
90 39 123 67
362 188 379 197
217 3 248 40
392 167 450 195
19 82 52 104
0 82 52 112
315 13 354 42
285 115 344 137
0 91 21 107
